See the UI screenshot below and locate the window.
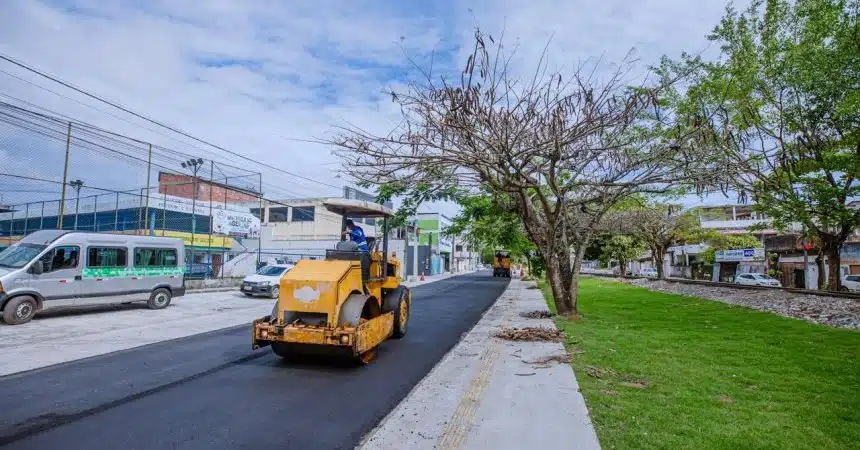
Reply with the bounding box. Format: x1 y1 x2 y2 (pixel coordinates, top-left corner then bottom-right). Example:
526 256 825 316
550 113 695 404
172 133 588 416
87 247 127 268
268 207 290 222
0 243 46 269
292 206 315 222
36 246 79 272
846 275 860 282
134 248 178 267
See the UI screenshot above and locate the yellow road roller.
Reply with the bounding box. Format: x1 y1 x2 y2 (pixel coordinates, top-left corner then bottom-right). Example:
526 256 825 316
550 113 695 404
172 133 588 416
252 199 410 364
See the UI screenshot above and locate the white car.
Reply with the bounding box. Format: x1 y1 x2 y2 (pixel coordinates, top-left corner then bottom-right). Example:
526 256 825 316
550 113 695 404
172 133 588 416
735 273 781 287
638 268 659 278
241 264 294 298
841 274 860 292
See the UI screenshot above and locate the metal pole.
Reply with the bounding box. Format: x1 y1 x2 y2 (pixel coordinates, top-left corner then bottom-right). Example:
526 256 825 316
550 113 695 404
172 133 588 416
208 161 214 279
222 177 228 279
73 187 80 230
138 188 145 234
802 227 809 289
9 208 14 246
23 203 29 236
257 172 262 270
162 192 167 233
93 195 98 231
58 122 72 229
143 143 152 235
413 222 419 280
114 192 120 231
190 169 197 251
39 201 44 230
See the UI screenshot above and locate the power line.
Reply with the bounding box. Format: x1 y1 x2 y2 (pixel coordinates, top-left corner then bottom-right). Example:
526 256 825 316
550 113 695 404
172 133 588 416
0 53 343 191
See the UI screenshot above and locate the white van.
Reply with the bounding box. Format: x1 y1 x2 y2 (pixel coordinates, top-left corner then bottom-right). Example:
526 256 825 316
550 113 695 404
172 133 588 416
0 230 186 325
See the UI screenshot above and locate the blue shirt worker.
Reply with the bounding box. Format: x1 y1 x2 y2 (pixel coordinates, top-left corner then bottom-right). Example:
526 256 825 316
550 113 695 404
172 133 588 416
343 219 369 252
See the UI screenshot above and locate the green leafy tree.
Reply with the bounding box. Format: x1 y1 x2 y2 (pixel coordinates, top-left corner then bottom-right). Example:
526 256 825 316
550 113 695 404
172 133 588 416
607 203 706 279
600 235 647 276
670 0 860 290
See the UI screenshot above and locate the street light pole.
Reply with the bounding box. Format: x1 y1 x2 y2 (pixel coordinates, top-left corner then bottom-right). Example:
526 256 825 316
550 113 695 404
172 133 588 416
69 179 83 231
181 158 204 270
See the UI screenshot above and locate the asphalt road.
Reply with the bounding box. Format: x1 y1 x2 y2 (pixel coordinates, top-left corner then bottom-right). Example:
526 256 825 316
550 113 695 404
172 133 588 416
0 271 509 450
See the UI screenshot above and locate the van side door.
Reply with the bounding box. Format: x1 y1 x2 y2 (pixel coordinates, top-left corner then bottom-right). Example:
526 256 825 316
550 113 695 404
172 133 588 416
80 246 130 305
30 245 82 309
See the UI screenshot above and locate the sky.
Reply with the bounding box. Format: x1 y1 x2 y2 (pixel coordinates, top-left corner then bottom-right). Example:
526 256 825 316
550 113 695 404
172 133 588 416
0 0 748 216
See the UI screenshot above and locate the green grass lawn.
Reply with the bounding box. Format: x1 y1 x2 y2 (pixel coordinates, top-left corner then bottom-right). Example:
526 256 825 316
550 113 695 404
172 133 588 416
540 277 860 450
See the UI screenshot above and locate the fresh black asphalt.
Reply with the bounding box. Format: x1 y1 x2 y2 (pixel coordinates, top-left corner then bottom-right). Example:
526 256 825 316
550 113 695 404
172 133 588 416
0 271 509 449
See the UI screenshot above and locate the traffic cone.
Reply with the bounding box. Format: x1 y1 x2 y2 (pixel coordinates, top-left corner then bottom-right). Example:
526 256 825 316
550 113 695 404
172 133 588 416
420 272 425 281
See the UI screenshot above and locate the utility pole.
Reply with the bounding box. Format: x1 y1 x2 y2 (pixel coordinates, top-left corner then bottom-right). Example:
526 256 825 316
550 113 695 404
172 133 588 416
69 179 83 230
58 122 72 229
181 158 204 265
257 172 263 270
413 223 419 281
143 143 153 236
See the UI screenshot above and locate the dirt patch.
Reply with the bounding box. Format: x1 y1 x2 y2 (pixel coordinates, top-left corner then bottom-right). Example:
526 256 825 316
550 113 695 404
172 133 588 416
520 310 555 319
718 395 736 405
522 352 572 368
495 327 564 342
619 380 649 389
584 365 618 378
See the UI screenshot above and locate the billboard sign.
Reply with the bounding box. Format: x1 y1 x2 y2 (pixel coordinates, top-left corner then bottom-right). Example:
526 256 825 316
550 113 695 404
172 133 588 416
212 209 261 238
715 248 765 262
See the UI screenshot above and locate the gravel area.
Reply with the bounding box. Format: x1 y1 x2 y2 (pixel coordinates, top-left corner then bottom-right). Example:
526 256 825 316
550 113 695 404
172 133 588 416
612 277 860 330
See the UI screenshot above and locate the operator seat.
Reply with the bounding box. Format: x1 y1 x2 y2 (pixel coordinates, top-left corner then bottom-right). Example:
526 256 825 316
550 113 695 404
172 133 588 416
328 240 371 285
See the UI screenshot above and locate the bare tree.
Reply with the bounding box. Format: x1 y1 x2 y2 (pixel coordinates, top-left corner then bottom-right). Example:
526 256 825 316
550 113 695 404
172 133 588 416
330 30 711 314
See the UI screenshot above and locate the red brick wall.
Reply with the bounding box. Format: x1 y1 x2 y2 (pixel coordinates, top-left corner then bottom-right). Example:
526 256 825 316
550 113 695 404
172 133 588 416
158 173 257 203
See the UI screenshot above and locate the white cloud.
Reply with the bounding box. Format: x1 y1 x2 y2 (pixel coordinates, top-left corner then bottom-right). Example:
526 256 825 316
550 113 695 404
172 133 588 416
0 0 741 214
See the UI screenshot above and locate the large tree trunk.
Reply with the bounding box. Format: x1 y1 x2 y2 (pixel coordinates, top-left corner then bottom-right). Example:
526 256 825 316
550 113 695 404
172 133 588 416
823 245 842 292
816 252 826 290
544 245 578 316
653 245 666 279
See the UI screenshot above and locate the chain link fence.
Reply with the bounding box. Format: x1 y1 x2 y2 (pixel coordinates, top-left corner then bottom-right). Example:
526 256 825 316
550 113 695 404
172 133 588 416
0 99 320 279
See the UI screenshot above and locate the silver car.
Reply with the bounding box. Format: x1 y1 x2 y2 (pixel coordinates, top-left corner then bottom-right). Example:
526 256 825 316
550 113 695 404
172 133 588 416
0 230 186 325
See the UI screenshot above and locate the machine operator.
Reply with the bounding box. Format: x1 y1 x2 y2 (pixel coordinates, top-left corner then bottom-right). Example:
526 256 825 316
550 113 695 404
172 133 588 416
342 219 369 252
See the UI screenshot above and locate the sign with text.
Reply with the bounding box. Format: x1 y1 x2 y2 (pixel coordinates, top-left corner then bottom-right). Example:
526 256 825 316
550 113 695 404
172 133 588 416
715 247 765 262
212 209 261 238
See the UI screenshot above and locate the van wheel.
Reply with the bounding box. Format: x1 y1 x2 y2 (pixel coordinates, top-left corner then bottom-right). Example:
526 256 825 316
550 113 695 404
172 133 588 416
148 288 172 310
2 296 37 325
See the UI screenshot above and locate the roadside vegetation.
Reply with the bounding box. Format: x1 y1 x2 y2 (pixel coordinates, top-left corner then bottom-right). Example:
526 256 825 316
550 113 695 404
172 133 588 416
540 277 860 449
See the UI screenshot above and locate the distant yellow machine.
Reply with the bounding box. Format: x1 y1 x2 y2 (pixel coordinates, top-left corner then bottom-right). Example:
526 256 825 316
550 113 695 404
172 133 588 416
492 251 511 278
251 199 410 364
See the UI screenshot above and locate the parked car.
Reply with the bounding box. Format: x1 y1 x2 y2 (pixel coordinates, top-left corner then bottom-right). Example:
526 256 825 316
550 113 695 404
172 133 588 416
638 268 659 278
0 230 186 325
241 264 294 298
841 274 860 292
735 273 781 287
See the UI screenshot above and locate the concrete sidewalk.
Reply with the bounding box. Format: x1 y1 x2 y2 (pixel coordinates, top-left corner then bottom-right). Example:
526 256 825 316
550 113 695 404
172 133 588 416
360 278 601 450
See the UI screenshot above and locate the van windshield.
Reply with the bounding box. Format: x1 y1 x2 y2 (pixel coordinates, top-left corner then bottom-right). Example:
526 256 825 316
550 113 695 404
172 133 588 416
0 243 46 268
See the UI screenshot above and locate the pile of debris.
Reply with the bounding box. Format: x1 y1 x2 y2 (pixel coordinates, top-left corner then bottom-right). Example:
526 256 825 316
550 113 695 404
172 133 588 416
619 278 860 330
519 310 555 319
495 327 564 342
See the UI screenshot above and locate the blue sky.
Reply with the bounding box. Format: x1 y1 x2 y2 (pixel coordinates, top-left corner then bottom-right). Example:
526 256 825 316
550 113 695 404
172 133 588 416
0 0 747 213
